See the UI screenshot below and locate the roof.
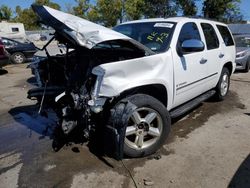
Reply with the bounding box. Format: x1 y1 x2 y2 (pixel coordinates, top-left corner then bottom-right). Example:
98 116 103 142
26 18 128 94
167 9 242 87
119 17 227 26
228 24 250 35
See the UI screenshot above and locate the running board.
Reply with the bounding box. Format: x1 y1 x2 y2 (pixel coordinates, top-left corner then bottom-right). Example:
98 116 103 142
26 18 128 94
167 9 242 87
170 90 216 119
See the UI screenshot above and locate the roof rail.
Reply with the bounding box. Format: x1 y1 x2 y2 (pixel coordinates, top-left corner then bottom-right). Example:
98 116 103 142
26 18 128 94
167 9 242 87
164 15 220 22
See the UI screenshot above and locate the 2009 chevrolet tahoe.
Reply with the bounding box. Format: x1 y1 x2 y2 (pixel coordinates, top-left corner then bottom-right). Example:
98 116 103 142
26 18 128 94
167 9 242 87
28 5 236 159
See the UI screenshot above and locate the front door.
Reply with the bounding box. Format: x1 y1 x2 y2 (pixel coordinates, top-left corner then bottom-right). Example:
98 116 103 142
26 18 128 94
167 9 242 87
172 22 208 107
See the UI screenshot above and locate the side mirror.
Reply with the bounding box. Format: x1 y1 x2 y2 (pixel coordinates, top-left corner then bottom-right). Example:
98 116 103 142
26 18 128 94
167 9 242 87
181 39 204 54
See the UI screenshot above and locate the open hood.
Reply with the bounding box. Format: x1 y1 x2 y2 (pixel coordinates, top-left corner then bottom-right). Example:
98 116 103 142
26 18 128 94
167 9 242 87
32 5 131 49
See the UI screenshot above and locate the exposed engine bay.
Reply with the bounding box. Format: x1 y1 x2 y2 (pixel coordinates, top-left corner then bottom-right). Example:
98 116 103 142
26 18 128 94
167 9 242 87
28 32 150 158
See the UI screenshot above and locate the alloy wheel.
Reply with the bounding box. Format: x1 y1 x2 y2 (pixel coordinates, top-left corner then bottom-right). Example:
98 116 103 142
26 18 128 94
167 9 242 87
220 73 229 96
125 107 163 150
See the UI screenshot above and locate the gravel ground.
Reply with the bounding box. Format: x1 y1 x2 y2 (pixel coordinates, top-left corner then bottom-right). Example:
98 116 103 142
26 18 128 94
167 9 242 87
0 62 249 188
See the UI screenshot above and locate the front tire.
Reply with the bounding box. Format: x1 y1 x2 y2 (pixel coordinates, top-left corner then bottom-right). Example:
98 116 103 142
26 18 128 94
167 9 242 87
214 67 230 101
109 94 171 158
11 52 26 64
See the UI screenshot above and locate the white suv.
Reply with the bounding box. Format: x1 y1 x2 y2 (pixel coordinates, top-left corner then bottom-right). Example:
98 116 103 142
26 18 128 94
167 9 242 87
30 6 236 159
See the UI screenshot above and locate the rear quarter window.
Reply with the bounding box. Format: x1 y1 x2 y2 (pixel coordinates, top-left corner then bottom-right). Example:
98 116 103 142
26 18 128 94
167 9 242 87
216 25 234 46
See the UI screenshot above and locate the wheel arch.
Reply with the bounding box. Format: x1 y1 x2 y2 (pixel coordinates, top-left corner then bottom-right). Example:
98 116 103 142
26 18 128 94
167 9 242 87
223 61 233 75
116 84 168 107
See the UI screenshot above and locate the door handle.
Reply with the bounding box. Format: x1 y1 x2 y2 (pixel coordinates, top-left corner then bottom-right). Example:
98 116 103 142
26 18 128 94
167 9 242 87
200 58 207 64
219 53 224 58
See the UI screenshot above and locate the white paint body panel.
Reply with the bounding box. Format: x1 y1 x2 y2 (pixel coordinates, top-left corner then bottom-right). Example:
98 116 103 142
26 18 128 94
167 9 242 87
33 6 236 111
97 52 174 110
41 6 131 49
94 19 236 111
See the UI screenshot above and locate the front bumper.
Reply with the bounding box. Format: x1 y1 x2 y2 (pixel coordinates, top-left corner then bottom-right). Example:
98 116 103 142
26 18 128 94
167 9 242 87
235 55 249 70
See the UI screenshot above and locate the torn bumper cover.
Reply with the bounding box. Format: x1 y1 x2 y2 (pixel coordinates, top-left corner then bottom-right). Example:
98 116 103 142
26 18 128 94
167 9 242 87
103 100 137 160
27 86 65 100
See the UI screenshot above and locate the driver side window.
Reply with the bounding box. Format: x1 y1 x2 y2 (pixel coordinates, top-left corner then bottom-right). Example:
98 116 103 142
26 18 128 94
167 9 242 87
178 22 201 49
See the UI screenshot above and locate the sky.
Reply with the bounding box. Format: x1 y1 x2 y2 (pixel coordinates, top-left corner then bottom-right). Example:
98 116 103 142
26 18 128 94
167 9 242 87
0 0 250 20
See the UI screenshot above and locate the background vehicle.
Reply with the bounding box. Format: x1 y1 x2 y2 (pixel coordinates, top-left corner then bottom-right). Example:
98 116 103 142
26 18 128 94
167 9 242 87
2 37 37 64
0 21 26 39
28 5 236 159
234 35 250 72
0 38 9 69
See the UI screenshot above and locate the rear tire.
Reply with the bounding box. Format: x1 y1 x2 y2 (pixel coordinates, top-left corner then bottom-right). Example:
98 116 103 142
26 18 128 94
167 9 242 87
109 94 171 158
214 67 230 101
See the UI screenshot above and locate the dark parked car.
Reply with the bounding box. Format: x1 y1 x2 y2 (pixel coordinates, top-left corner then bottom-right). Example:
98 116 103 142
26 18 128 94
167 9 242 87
2 37 37 64
234 35 250 72
0 38 9 68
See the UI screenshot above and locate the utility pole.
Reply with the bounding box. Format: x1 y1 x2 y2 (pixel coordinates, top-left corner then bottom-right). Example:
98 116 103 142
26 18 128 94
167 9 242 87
121 0 126 23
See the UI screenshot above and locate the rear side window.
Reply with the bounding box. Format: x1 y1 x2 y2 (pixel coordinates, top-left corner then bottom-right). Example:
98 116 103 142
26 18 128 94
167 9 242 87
201 23 219 50
11 27 19 32
178 22 201 45
216 25 234 46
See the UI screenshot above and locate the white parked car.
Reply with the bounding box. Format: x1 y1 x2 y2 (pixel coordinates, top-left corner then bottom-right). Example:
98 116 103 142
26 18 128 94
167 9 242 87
28 5 236 159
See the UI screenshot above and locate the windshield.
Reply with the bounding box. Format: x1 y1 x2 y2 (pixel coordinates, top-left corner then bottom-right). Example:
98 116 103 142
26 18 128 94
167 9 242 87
234 36 250 48
113 22 176 53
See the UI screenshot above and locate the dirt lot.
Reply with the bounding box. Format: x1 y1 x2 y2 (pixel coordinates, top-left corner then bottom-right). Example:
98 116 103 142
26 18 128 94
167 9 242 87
0 64 249 188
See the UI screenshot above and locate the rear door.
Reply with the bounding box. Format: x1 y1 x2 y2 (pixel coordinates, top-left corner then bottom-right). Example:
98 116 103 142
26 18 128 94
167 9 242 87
216 25 236 71
199 22 222 89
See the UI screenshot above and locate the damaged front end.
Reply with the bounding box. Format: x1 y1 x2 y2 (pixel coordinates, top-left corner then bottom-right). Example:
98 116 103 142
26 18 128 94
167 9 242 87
28 5 154 159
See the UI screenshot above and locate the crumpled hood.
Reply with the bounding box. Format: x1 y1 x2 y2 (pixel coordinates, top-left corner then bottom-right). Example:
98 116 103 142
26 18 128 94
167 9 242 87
32 5 131 49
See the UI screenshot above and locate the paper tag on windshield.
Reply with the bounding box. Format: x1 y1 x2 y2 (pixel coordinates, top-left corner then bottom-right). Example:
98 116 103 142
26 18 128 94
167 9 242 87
154 23 173 28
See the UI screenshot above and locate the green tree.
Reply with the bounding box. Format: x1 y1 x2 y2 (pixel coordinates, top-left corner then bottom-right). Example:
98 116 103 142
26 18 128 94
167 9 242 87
124 0 145 20
87 7 100 22
203 0 242 22
15 6 22 15
73 0 90 18
224 1 243 23
14 7 38 30
176 0 197 16
90 0 122 27
144 0 178 18
0 5 13 21
34 0 61 10
14 0 60 30
65 3 74 14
